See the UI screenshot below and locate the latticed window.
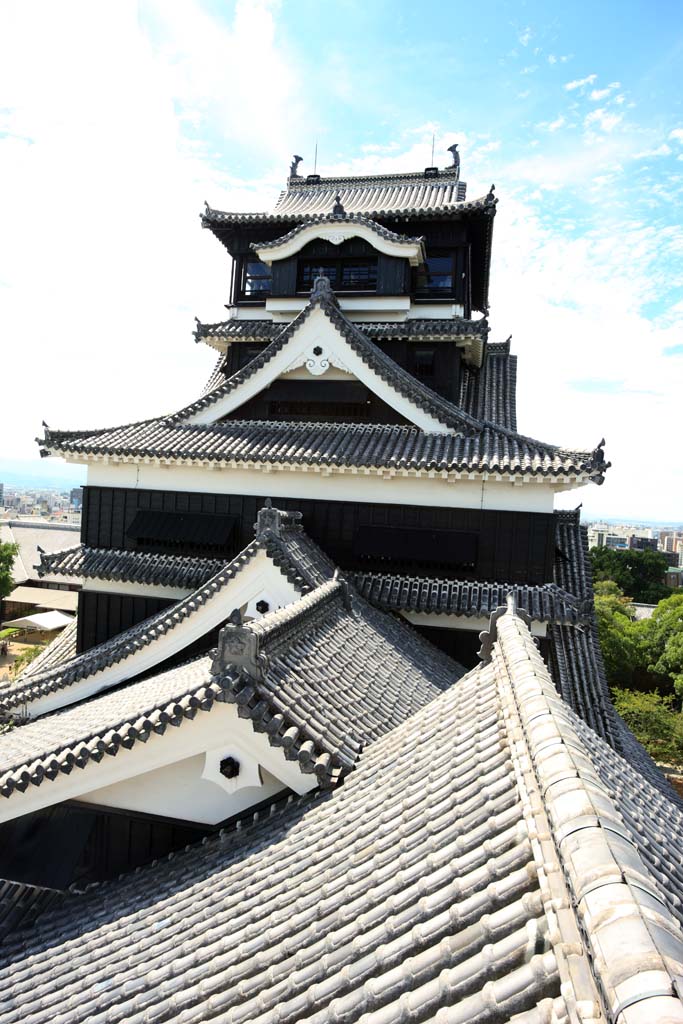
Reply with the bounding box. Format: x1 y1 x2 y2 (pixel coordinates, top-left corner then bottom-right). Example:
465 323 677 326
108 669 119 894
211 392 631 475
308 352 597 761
297 258 378 292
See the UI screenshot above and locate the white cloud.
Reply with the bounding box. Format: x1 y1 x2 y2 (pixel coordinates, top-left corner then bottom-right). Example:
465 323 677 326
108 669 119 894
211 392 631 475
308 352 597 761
565 73 597 91
635 143 672 158
0 0 310 459
585 108 623 133
518 27 532 46
590 81 621 101
547 116 566 132
670 128 683 142
547 54 557 64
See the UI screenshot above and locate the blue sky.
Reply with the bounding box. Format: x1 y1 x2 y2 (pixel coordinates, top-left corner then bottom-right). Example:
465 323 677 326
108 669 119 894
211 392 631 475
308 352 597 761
0 0 682 520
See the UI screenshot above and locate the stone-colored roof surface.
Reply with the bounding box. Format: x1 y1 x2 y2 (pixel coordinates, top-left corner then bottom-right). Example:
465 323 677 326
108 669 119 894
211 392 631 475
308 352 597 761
0 546 260 716
10 618 78 684
353 572 587 623
175 281 483 433
0 521 81 586
41 285 606 484
0 577 463 797
200 168 485 228
3 603 683 1023
458 338 517 431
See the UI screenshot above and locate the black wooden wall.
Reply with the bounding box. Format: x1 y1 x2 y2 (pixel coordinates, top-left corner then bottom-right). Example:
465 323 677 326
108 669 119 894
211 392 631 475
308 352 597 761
224 339 464 406
83 486 556 583
77 590 174 653
0 801 207 889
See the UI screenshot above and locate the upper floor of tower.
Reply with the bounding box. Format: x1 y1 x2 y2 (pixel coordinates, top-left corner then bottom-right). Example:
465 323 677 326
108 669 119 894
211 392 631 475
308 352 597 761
201 148 496 321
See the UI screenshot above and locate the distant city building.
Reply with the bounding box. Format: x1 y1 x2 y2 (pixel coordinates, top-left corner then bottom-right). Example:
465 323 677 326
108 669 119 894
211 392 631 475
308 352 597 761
666 567 683 588
70 487 83 508
629 535 658 552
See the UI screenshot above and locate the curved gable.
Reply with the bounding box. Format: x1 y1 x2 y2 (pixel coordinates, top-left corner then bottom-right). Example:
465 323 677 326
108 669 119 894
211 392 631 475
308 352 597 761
252 215 426 267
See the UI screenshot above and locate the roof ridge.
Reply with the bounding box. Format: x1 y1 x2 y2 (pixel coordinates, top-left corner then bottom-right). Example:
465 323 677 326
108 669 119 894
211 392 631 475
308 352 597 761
491 604 683 1018
212 577 345 683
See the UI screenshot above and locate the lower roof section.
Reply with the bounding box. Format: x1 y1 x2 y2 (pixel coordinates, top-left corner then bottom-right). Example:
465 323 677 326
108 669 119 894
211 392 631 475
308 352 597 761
354 572 586 624
40 417 609 486
2 602 683 1023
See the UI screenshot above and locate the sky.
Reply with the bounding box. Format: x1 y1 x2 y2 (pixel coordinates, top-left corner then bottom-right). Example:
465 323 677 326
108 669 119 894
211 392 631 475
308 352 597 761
0 0 682 521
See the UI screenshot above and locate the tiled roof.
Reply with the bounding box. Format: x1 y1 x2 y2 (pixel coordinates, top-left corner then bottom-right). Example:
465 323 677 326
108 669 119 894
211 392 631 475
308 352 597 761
37 544 226 590
201 171 491 228
193 315 489 346
353 572 588 623
458 338 517 430
175 282 483 433
251 212 425 252
43 286 606 482
0 578 463 796
213 578 462 781
3 505 334 716
10 618 78 684
3 603 683 1023
40 417 610 483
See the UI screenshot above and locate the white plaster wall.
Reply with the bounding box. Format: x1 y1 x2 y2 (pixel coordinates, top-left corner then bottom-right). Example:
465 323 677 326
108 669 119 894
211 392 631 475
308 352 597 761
81 577 191 601
87 461 559 513
80 755 284 825
401 610 547 637
0 701 316 826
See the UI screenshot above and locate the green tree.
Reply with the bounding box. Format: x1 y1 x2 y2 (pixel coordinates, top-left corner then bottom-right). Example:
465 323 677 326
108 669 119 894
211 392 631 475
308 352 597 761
594 584 638 688
590 546 671 603
0 542 18 601
612 688 683 765
9 645 43 679
637 593 683 700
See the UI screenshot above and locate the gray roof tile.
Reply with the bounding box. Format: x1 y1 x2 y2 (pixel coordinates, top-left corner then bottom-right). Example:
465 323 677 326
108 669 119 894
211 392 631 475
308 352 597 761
193 315 488 346
353 572 587 623
176 280 482 433
3 603 683 1022
41 287 607 484
37 544 226 590
40 418 609 483
251 212 426 252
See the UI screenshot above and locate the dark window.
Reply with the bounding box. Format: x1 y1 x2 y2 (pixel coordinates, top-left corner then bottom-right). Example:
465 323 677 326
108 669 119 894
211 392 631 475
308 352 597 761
354 525 478 572
126 510 237 555
241 258 272 298
415 251 455 296
267 399 374 423
412 347 436 381
297 258 377 293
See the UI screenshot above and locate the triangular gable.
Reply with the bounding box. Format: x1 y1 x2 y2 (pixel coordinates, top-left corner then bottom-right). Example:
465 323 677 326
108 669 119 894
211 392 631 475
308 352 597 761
175 279 481 434
6 506 334 721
